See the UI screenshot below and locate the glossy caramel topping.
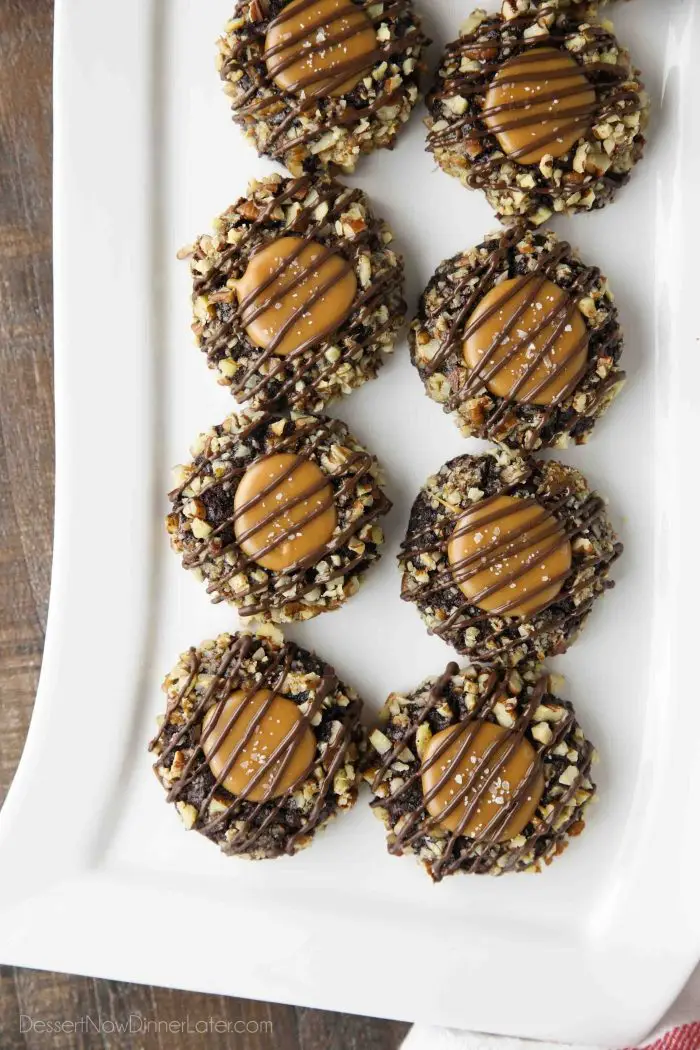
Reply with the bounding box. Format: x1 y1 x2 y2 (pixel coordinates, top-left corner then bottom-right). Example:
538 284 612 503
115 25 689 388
482 47 596 165
265 0 377 97
233 236 357 358
463 275 589 406
421 720 545 840
447 494 572 618
202 688 316 801
234 452 337 572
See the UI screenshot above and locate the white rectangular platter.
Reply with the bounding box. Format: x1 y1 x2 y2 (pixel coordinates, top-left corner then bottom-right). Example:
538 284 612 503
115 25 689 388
1 0 699 1044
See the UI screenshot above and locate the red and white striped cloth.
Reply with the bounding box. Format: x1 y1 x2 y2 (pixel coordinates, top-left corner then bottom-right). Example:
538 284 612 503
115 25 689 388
402 966 700 1050
639 1027 700 1050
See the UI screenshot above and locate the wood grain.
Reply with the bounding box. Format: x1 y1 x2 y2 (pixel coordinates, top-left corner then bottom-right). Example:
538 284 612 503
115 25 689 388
0 1 409 1046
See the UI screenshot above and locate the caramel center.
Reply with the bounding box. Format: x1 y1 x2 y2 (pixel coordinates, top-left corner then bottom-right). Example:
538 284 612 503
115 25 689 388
265 0 377 97
463 275 589 406
233 236 357 358
234 452 337 572
447 494 572 618
483 47 596 165
202 689 316 801
422 720 545 841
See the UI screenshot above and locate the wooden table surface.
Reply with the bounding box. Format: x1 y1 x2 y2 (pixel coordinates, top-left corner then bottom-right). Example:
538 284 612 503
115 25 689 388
0 2 409 1046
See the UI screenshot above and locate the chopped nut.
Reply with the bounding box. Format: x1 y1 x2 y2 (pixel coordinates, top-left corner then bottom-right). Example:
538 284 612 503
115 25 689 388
370 728 392 755
190 518 212 540
531 722 553 746
176 802 198 830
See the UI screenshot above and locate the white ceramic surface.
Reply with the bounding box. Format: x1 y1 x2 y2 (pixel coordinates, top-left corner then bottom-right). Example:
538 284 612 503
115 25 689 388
0 0 698 1043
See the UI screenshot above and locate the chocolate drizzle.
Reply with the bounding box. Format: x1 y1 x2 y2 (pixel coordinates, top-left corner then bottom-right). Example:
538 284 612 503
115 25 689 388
415 226 624 449
222 0 427 164
480 47 595 164
426 9 645 202
151 633 362 857
371 664 594 879
235 238 355 359
264 0 378 96
400 454 622 661
444 493 572 615
169 413 391 617
190 174 405 412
